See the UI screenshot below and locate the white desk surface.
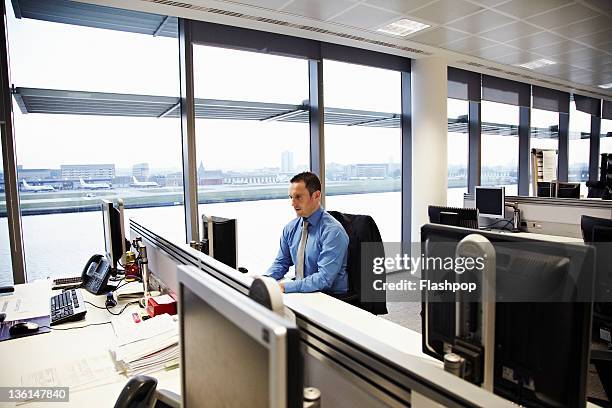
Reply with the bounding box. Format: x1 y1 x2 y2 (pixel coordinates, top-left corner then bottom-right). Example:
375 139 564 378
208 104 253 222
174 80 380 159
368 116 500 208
0 279 440 408
0 281 180 407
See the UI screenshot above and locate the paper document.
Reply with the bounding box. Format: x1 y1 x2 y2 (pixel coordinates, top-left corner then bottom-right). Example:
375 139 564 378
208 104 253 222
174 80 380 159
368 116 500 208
20 353 123 396
112 313 177 347
2 280 50 321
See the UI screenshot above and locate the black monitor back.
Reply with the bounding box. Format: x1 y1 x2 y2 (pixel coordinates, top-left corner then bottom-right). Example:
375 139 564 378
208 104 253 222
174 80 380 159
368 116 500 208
581 215 612 336
428 206 478 229
202 216 237 269
421 223 594 408
557 182 580 199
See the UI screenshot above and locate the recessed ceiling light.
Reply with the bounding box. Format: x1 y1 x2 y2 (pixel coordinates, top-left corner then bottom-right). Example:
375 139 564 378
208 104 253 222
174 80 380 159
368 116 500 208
515 59 556 70
376 19 430 37
598 83 612 89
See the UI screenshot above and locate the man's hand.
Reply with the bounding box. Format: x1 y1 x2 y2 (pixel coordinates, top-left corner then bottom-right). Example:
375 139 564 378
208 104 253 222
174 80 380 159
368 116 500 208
279 281 285 293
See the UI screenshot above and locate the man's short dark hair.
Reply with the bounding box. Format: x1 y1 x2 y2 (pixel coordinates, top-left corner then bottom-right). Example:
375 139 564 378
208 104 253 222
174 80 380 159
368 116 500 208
290 172 321 195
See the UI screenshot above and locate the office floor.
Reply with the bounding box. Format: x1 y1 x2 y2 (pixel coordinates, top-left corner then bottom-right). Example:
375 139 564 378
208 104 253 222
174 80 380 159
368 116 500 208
380 272 609 405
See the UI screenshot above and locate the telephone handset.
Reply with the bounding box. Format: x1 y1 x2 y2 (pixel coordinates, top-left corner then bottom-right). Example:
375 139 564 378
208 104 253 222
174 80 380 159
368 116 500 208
81 254 112 295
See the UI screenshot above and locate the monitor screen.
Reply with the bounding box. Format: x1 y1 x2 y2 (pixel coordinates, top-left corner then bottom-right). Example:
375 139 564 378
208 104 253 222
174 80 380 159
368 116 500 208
178 266 303 408
182 284 270 407
421 223 595 408
475 187 505 218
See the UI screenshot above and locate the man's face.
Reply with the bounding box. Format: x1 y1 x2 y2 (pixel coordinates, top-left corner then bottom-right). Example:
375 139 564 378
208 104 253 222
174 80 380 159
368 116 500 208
289 181 320 218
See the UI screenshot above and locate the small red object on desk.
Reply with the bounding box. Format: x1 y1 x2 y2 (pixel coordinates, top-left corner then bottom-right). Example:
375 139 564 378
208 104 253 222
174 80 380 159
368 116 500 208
146 293 177 317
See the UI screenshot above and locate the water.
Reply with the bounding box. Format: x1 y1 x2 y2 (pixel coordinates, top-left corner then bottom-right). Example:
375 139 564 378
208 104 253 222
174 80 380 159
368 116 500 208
1 192 405 285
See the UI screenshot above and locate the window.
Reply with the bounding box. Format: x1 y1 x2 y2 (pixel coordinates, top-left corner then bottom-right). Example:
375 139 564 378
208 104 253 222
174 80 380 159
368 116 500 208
602 118 612 158
481 101 519 195
6 5 183 281
323 60 402 242
447 98 468 206
530 108 559 195
568 101 591 197
0 147 12 285
192 45 310 274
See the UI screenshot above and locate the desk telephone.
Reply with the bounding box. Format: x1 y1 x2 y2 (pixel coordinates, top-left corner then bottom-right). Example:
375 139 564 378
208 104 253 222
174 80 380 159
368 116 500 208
81 254 113 295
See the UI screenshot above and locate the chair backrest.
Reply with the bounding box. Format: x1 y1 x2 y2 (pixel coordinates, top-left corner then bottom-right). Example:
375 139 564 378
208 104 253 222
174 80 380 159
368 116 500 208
328 211 388 315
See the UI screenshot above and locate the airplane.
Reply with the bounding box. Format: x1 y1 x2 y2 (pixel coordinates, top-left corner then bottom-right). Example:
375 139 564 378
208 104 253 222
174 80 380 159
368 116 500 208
130 176 159 188
21 180 54 192
79 178 111 190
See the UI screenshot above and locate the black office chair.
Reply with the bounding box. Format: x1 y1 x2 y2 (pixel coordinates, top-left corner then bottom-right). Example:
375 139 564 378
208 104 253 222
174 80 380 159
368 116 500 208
328 211 388 315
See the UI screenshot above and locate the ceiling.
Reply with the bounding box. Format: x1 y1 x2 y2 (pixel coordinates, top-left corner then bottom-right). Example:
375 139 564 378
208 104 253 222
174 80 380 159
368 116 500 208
215 0 612 94
33 0 612 98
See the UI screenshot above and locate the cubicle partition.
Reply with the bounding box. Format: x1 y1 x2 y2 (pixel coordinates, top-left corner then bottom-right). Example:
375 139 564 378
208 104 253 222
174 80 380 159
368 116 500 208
129 218 514 407
464 195 612 238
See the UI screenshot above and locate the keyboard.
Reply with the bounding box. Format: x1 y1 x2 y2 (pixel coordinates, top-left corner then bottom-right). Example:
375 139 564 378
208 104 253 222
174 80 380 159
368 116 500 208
52 276 82 290
50 289 87 326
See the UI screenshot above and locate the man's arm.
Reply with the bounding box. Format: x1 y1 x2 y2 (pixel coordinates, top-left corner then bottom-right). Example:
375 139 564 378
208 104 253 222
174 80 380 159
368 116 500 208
284 227 348 293
266 230 293 280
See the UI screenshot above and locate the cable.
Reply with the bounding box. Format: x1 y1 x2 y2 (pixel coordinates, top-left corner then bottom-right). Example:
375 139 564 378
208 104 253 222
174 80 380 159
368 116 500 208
106 300 141 316
40 321 112 331
84 300 108 310
84 299 140 316
482 218 514 231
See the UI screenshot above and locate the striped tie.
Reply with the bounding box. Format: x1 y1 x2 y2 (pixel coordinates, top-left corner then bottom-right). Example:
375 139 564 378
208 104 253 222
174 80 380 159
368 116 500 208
296 219 309 280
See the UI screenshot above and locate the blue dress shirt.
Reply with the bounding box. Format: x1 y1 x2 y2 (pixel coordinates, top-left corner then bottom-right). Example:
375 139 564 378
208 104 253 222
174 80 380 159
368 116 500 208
267 207 349 294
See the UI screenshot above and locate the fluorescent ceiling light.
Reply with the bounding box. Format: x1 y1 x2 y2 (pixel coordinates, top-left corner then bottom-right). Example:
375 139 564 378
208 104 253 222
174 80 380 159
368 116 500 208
515 59 556 70
598 83 612 89
376 19 430 36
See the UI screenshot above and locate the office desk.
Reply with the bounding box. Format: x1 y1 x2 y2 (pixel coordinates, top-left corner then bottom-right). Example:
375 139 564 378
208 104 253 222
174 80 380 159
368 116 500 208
0 281 180 407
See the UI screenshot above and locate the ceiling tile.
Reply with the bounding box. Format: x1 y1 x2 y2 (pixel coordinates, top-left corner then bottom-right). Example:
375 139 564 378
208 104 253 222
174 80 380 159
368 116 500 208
600 63 612 74
582 0 612 15
532 62 574 76
407 27 469 46
478 21 540 42
551 16 612 38
506 31 565 50
447 9 516 34
330 4 400 28
526 3 599 30
234 0 290 9
492 51 541 64
469 0 511 6
442 35 497 53
575 29 612 47
530 41 588 58
567 68 596 83
363 0 435 14
597 42 612 54
281 0 358 21
409 0 483 25
494 0 573 20
557 47 607 61
473 44 520 59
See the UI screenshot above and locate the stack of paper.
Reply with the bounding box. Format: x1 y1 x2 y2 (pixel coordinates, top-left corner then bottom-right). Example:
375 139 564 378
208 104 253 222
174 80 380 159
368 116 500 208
110 313 179 376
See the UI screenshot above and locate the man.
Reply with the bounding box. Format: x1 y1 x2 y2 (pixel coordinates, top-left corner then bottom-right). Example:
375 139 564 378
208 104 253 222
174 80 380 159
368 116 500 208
266 172 349 294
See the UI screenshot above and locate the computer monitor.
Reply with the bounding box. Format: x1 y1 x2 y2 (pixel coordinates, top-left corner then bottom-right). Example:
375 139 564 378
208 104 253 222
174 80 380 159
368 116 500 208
428 206 478 229
421 223 595 408
201 215 237 269
475 187 505 218
177 265 303 408
101 199 127 271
